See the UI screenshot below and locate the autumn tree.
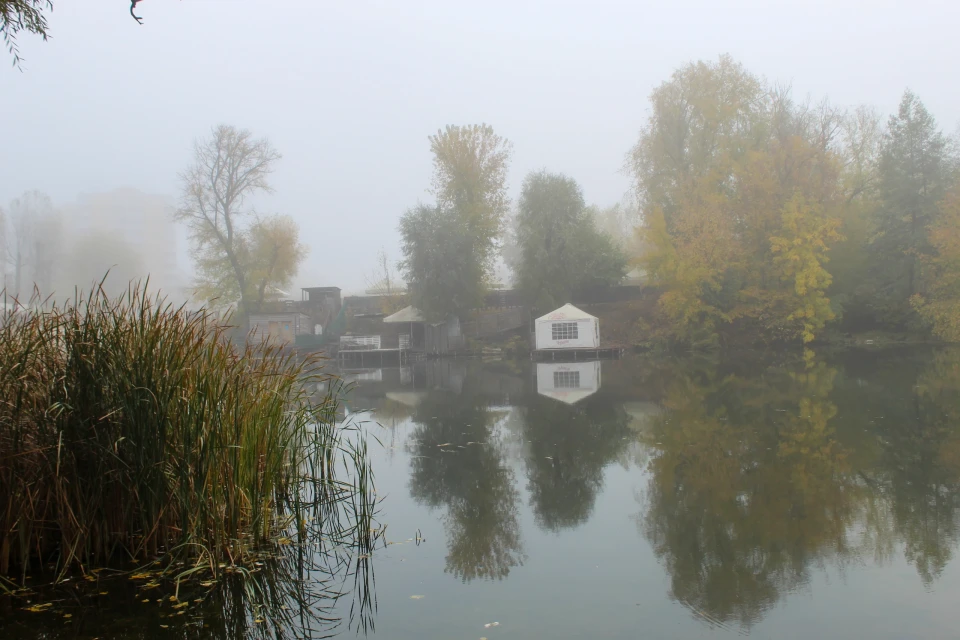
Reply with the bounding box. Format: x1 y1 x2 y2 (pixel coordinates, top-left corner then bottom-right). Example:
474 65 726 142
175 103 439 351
912 184 960 340
175 125 307 316
513 170 626 311
868 91 956 329
631 57 845 346
400 124 512 320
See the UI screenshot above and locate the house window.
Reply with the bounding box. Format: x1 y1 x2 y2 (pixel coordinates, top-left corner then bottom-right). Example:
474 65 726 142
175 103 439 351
554 370 581 388
551 322 578 341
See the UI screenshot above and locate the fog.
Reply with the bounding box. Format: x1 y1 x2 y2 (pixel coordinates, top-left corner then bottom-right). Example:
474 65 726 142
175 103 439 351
2 0 959 296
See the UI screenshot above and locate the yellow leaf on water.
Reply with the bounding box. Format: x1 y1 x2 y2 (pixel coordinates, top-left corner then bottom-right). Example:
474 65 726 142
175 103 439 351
23 602 53 612
173 602 189 609
409 595 425 600
199 581 215 587
63 613 73 619
142 599 150 603
84 575 95 582
99 591 108 595
254 618 265 624
159 625 169 629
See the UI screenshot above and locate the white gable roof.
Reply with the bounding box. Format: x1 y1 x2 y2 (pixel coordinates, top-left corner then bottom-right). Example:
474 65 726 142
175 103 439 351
383 305 425 323
535 303 596 324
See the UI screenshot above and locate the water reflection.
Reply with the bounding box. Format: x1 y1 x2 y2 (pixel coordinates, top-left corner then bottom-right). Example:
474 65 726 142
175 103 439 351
406 383 525 582
520 391 632 531
346 349 960 636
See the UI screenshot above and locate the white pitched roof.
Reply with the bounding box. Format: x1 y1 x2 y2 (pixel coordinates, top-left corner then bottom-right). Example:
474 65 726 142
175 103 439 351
383 305 425 323
535 303 596 324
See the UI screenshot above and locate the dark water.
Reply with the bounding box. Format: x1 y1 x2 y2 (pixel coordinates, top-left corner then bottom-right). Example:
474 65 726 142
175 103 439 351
5 348 960 638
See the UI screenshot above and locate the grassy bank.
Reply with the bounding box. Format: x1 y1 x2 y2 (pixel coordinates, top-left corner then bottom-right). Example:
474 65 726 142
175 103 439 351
0 283 376 587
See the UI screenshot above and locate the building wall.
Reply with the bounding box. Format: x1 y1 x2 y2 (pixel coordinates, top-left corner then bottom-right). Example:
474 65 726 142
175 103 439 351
248 313 309 345
534 318 599 350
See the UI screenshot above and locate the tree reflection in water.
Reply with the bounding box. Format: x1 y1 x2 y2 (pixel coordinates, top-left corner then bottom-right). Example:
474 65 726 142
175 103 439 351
638 348 960 631
407 390 525 582
520 393 632 531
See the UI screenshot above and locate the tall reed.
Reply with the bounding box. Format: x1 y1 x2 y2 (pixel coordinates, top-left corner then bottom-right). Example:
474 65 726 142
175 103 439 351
0 281 376 584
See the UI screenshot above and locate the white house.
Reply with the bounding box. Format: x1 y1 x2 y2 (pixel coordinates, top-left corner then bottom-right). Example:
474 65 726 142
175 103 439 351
536 361 601 404
534 303 599 350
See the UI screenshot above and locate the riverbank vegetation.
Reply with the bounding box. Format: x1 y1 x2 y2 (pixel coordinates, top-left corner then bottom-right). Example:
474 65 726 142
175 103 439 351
0 282 376 588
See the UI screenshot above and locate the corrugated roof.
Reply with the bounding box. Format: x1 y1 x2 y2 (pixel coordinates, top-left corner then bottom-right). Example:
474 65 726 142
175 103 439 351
535 303 597 323
382 305 425 323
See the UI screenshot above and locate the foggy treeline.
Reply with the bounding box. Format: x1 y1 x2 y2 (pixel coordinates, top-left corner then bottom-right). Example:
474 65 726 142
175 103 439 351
4 54 960 348
0 188 185 306
400 55 960 347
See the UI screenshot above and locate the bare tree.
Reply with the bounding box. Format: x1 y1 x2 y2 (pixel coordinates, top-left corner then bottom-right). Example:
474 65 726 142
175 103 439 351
176 125 305 315
3 190 59 298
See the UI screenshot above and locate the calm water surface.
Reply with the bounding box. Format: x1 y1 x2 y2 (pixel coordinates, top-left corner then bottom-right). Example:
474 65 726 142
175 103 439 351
351 348 960 639
5 347 960 639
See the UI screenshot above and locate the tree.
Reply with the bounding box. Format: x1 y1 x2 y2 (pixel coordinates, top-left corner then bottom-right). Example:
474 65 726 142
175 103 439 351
175 125 306 315
2 190 61 297
513 171 626 311
868 91 956 329
399 204 483 321
912 184 960 340
1 1 144 68
828 106 884 327
62 233 146 299
400 124 512 320
631 57 845 346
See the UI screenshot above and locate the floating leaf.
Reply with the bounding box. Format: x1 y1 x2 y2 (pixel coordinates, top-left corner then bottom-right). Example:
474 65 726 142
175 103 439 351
23 603 53 612
63 613 73 619
484 622 500 628
409 595 425 600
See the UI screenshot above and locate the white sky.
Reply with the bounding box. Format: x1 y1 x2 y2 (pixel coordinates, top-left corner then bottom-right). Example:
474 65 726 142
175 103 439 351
2 0 959 292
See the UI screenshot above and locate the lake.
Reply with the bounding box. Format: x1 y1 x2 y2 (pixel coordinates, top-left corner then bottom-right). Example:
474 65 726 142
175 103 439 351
4 347 960 638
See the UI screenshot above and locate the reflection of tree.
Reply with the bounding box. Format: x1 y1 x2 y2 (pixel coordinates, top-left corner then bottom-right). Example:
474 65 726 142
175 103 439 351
641 356 857 630
868 349 960 584
407 391 524 582
521 394 632 531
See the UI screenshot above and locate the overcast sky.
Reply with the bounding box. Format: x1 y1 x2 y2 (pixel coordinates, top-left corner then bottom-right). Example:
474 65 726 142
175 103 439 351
3 0 959 293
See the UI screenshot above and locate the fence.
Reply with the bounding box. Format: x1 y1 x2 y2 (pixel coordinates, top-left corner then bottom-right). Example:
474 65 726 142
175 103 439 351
339 335 382 351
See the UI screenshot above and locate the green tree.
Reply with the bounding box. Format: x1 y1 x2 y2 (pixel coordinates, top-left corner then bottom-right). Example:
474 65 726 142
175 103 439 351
868 91 955 329
399 203 485 321
175 125 307 315
513 171 626 311
400 124 512 320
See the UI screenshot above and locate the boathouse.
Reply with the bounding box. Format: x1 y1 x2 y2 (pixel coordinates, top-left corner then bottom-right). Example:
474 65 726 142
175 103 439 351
534 303 599 351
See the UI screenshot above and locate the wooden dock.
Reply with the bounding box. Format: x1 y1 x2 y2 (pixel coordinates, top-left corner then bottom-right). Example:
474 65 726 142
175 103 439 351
531 346 625 361
337 334 422 366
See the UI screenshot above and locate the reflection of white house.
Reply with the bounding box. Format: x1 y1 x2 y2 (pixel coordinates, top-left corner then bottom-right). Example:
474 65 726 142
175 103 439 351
534 304 599 350
536 361 601 404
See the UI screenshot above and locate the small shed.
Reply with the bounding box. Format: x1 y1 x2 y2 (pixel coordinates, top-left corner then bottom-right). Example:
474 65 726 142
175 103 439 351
536 361 601 404
534 304 599 350
383 305 463 355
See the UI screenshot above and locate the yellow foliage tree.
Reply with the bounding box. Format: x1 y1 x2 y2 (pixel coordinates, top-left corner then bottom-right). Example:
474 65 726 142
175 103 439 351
912 185 960 341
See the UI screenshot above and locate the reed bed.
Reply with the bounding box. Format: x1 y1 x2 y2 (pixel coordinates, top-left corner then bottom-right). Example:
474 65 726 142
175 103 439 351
0 282 377 586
